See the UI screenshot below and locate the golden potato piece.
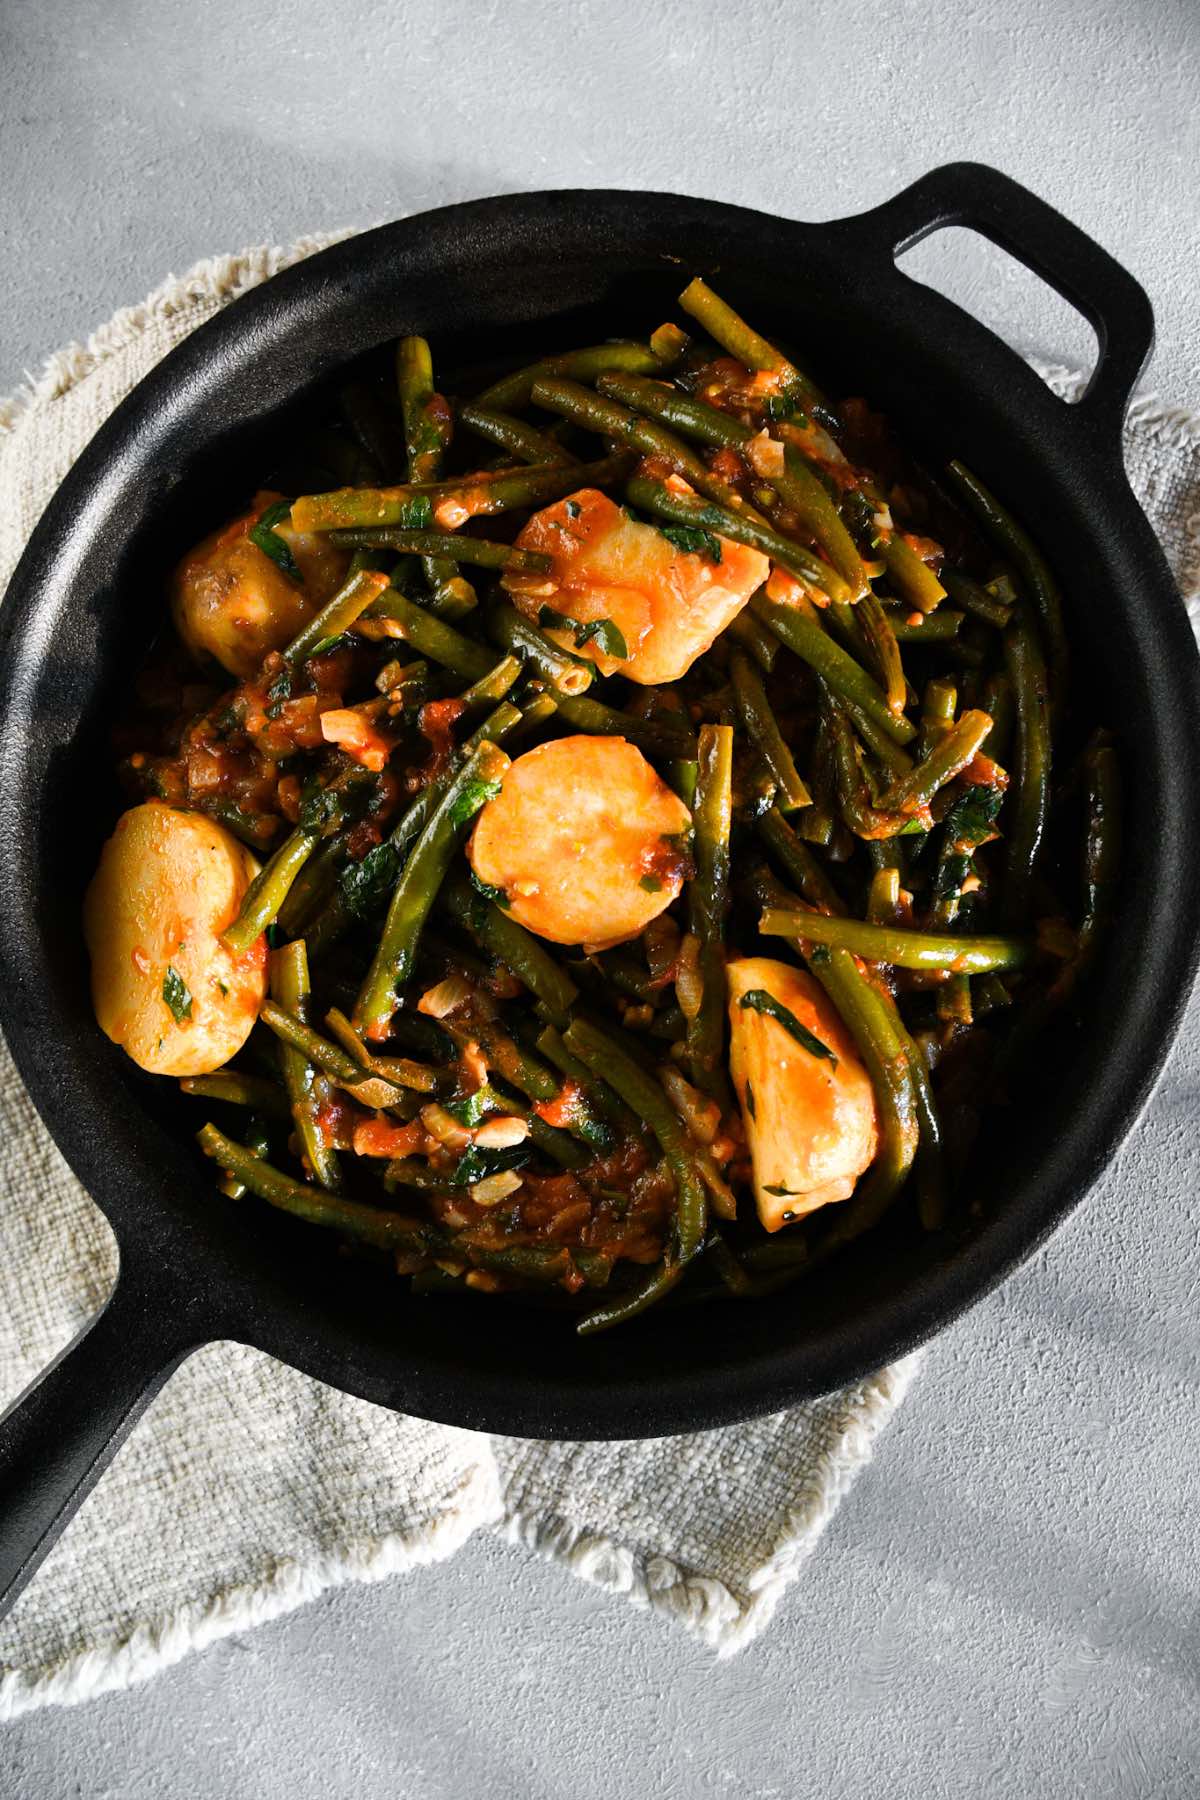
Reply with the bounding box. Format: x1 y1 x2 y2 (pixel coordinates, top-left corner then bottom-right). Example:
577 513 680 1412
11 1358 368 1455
502 488 768 684
467 735 691 949
84 801 268 1077
727 957 877 1231
171 491 350 678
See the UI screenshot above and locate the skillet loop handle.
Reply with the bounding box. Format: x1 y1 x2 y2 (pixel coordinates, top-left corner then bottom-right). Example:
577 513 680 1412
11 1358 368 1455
846 161 1154 443
0 1259 199 1622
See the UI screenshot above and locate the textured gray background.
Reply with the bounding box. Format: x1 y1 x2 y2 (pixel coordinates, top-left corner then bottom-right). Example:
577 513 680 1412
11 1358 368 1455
2 0 1199 1794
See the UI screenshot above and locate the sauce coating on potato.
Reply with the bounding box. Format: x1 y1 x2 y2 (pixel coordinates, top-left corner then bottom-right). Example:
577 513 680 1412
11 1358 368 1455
84 801 268 1076
727 957 877 1231
502 488 768 684
171 491 350 678
467 735 691 949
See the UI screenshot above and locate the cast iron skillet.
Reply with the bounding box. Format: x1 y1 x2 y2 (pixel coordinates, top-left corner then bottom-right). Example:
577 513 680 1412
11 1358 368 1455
1 163 1197 1619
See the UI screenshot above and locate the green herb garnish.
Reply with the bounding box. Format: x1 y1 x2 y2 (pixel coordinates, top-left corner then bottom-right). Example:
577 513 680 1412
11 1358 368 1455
449 775 503 827
538 604 628 661
398 494 434 530
162 965 193 1024
450 1143 530 1188
657 524 722 564
339 842 399 920
249 501 302 582
565 499 581 519
638 874 663 894
738 988 837 1066
470 870 509 907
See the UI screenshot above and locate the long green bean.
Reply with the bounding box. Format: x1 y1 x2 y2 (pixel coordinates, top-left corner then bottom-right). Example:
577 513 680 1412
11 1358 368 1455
457 401 576 466
677 276 831 421
760 907 1032 972
477 341 664 412
751 591 917 747
877 709 993 816
686 724 733 1096
441 871 579 1025
200 1123 437 1248
329 529 552 574
180 1072 291 1118
946 461 1068 700
291 453 633 534
1002 608 1051 924
626 473 851 602
354 740 510 1038
270 941 340 1189
486 601 595 695
223 826 319 954
396 335 471 609
283 568 392 663
730 650 811 811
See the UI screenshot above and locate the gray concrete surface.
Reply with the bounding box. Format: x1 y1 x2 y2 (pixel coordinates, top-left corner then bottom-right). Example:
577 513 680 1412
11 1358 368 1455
2 0 1199 1794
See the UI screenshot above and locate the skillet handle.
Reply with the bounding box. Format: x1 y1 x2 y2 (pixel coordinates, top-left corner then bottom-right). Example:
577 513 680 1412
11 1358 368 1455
0 1260 198 1621
840 161 1154 444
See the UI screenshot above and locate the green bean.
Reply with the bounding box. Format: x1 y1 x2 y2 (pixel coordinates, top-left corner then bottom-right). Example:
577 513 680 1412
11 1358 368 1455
760 907 1032 972
606 366 864 592
396 335 469 607
531 376 759 518
528 1115 590 1171
367 587 496 682
486 601 595 695
441 871 579 1025
876 528 947 614
328 529 552 575
354 740 510 1038
941 569 1013 630
1002 609 1051 924
648 321 689 365
275 834 344 939
677 276 830 422
804 948 919 1243
727 608 778 670
729 650 811 811
291 453 632 535
877 710 993 816
928 780 1005 928
884 608 964 643
223 826 319 954
199 1123 436 1249
824 697 913 841
756 807 845 914
751 591 916 747
856 591 907 715
551 690 696 758
260 997 400 1091
470 1019 559 1103
979 672 1015 764
564 1016 708 1327
866 866 901 924
306 701 526 960
535 1025 643 1140
179 1072 290 1119
477 341 664 412
575 1258 691 1333
879 992 945 1231
283 567 392 664
1043 733 1121 1006
686 724 733 1096
946 461 1068 700
626 473 851 603
270 941 340 1189
457 401 576 466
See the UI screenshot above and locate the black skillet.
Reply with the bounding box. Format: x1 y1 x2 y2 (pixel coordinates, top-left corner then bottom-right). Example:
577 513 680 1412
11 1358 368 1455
1 164 1197 1620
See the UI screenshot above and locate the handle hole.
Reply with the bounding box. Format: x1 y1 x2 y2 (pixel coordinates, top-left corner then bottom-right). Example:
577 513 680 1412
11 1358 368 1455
896 226 1098 401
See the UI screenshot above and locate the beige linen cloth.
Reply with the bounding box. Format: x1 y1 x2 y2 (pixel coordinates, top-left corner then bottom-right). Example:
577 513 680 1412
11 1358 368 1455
0 235 1196 1720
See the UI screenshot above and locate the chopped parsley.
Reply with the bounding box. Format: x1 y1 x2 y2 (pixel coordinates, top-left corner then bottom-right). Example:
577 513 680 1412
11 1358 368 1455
339 842 400 920
738 988 837 1066
249 501 302 582
565 499 581 519
538 604 629 661
638 874 663 894
162 965 193 1024
657 523 722 563
264 665 293 719
449 1143 530 1188
470 870 509 907
744 1080 756 1120
763 1183 801 1198
944 783 1004 849
449 774 503 828
298 783 344 833
398 494 434 530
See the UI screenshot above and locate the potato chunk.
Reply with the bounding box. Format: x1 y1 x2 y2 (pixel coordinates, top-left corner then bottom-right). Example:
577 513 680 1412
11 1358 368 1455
727 957 877 1231
502 488 768 684
467 735 691 949
171 492 350 678
84 801 268 1076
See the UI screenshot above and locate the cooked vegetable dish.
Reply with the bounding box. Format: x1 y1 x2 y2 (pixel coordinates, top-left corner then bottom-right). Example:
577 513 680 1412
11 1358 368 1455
84 277 1119 1331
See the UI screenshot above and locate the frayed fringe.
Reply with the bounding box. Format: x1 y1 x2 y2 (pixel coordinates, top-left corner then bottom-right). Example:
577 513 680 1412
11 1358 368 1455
500 1352 923 1657
0 229 361 435
0 1453 501 1721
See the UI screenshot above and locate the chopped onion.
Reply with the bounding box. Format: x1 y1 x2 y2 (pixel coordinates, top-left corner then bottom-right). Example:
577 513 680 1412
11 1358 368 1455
418 975 472 1019
470 1170 524 1207
473 1115 530 1149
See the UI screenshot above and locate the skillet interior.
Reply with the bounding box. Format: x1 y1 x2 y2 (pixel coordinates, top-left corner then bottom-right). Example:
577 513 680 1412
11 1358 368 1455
0 185 1196 1437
